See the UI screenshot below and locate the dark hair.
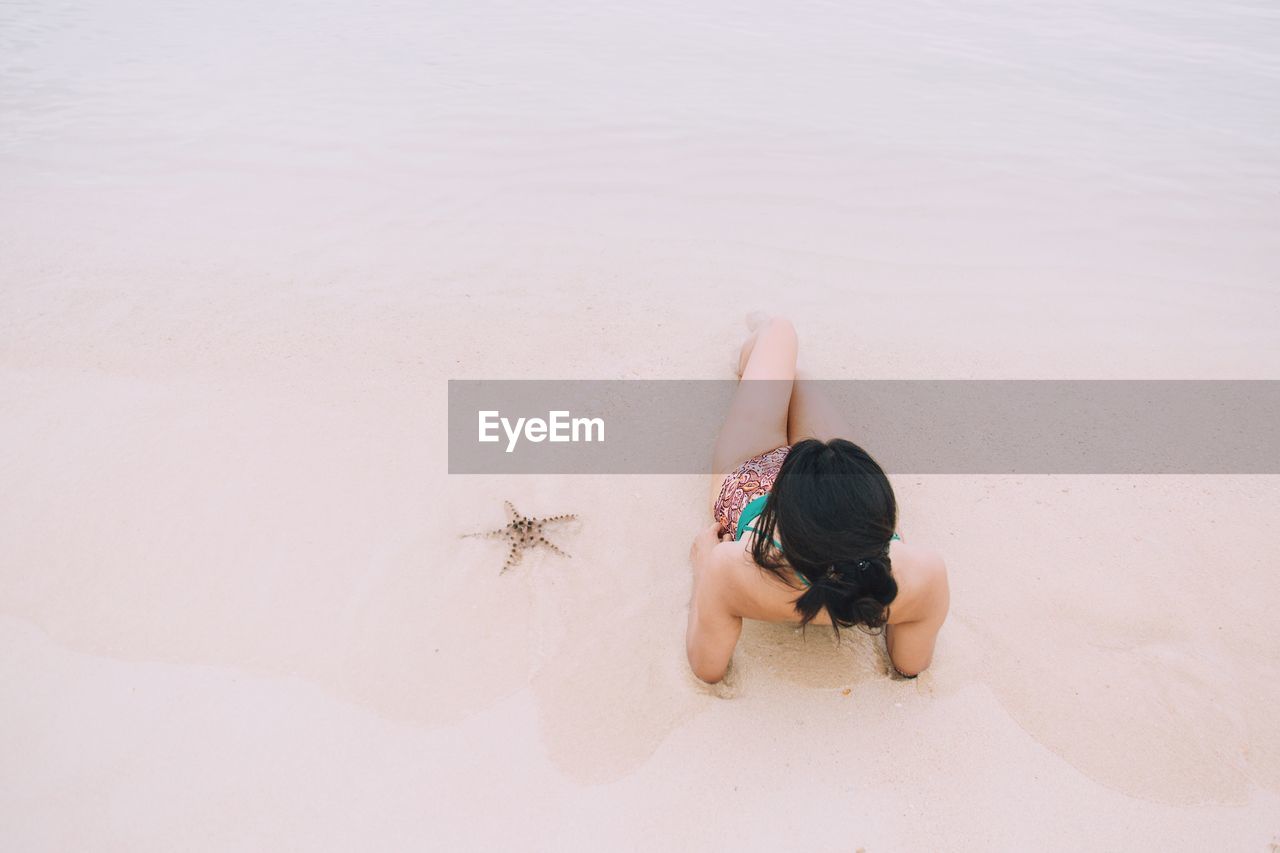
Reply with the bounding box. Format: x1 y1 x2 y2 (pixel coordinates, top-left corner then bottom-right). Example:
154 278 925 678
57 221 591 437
749 438 898 635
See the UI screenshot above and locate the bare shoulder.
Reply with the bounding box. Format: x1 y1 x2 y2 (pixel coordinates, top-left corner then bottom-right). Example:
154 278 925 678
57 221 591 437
887 540 949 624
698 541 761 604
712 539 800 620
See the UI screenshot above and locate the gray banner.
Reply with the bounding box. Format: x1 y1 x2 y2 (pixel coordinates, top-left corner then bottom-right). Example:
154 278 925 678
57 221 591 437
447 380 1280 474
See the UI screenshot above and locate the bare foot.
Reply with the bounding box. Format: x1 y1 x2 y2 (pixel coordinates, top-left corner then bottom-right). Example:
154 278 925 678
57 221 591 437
735 312 774 377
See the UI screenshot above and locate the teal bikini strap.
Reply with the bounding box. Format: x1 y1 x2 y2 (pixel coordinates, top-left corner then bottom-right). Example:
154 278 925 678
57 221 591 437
734 494 771 542
738 494 784 550
742 524 781 548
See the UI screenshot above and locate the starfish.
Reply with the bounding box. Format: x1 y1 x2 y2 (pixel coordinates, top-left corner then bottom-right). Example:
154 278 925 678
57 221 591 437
461 501 577 573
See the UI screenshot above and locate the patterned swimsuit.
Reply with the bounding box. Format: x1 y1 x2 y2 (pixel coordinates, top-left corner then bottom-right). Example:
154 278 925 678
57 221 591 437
713 445 791 539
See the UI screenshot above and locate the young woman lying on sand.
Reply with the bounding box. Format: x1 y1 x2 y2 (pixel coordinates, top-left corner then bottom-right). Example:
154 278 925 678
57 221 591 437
687 317 949 683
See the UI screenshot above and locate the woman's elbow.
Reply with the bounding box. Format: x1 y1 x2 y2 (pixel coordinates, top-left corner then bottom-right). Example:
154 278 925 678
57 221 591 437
890 659 930 679
687 648 728 684
693 664 727 684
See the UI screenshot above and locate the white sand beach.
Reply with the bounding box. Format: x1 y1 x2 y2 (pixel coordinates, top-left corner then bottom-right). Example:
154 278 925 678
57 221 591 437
2 1 1278 850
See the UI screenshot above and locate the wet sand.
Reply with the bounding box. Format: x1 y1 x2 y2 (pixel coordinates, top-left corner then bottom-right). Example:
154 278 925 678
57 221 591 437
3 0 1279 849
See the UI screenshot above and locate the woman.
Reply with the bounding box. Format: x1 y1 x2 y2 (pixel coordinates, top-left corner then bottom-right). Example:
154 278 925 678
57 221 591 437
686 317 949 683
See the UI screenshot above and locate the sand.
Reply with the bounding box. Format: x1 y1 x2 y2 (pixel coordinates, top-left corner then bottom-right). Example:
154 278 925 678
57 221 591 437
2 1 1279 850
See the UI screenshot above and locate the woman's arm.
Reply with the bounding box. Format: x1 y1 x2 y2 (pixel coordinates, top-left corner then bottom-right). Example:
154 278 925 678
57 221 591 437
686 524 744 683
884 552 950 677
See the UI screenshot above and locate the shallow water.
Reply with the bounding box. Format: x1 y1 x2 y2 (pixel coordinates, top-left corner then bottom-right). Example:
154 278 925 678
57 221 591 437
3 0 1278 291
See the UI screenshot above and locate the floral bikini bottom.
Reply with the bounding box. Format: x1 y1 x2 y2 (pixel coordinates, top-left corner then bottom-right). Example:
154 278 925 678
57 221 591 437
713 445 792 540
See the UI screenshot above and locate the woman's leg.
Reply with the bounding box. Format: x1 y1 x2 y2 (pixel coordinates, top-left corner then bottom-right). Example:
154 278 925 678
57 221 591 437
711 317 797 475
787 374 853 444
